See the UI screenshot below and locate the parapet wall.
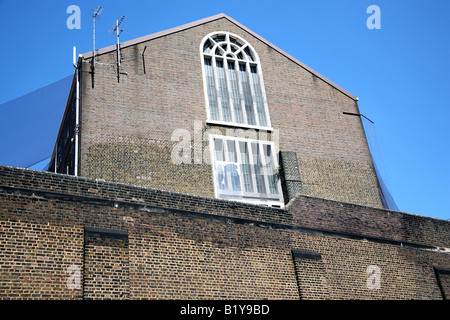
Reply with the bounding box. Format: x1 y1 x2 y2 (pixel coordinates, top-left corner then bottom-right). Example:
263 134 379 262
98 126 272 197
0 165 449 299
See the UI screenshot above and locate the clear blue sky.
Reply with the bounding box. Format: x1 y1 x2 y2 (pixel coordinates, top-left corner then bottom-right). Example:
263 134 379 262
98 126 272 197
0 0 448 221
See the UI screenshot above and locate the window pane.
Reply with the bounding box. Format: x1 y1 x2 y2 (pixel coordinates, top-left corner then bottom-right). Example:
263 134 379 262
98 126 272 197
216 162 226 191
244 46 254 61
225 140 241 192
228 163 241 192
227 62 243 123
214 138 224 161
215 60 231 122
264 145 278 194
229 37 242 47
215 138 242 196
215 47 223 56
204 58 219 121
239 141 253 193
239 64 256 125
214 139 227 192
251 143 266 194
250 66 267 127
213 35 226 43
216 162 242 194
226 140 237 163
203 40 213 54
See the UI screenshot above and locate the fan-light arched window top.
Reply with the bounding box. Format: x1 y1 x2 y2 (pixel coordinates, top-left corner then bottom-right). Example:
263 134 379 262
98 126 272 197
201 32 272 130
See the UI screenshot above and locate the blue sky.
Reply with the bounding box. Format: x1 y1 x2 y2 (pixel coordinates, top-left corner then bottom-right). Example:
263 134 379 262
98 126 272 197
0 0 448 221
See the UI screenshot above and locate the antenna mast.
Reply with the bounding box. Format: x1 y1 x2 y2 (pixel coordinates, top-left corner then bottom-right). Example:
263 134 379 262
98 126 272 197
91 6 103 71
112 16 126 82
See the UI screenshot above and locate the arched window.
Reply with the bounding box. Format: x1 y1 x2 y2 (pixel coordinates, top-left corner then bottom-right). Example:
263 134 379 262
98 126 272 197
201 32 271 129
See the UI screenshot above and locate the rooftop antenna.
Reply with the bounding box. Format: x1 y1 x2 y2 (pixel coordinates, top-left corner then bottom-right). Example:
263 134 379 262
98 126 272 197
91 6 103 71
111 15 126 82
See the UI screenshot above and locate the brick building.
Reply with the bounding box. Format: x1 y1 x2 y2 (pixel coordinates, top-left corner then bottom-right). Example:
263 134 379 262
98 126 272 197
0 13 449 300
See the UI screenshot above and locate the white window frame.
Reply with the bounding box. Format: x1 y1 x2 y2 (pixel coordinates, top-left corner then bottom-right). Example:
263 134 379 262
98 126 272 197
209 134 284 207
200 32 273 132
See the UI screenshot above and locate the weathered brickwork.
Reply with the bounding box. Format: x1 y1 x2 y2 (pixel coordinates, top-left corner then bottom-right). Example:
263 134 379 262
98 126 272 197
435 269 450 299
288 195 450 249
83 228 129 300
0 219 83 299
296 156 383 209
130 214 297 299
77 15 383 208
0 165 448 300
289 232 446 299
291 250 330 300
84 137 214 197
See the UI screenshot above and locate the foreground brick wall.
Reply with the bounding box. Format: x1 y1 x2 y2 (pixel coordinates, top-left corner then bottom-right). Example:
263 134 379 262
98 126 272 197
0 220 82 299
78 16 383 209
0 165 449 299
288 196 450 249
83 228 130 299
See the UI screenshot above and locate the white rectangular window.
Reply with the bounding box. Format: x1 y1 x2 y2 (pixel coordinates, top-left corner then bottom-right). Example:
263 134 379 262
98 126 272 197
210 135 284 207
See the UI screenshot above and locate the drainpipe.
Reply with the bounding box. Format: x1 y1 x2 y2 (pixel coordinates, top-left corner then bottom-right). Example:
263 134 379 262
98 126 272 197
53 143 57 173
73 46 80 176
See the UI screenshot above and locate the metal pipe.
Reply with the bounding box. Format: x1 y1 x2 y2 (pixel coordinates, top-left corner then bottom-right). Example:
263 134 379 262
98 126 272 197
116 19 120 67
73 46 80 176
92 15 96 71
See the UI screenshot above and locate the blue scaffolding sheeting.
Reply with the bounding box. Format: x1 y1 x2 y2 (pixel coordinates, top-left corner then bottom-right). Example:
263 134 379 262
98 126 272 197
0 75 72 170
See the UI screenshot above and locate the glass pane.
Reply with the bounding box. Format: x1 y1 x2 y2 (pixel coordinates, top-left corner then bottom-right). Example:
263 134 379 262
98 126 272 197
214 138 224 161
203 40 213 54
216 162 242 194
239 64 256 125
250 66 267 127
227 61 243 124
213 35 226 43
215 60 231 122
264 144 278 194
244 46 254 61
239 141 253 193
229 37 242 47
215 138 242 197
227 163 241 192
226 140 237 163
204 58 219 121
251 143 266 194
214 138 227 192
216 162 226 191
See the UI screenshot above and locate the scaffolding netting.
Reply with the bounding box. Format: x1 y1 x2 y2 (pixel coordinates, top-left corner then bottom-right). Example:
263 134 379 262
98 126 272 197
0 75 72 170
361 115 399 211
